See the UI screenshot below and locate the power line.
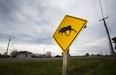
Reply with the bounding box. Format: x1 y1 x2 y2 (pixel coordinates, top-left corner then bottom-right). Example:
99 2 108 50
106 23 116 36
105 0 116 36
99 0 104 18
91 0 114 39
106 0 109 16
99 0 115 56
91 0 100 20
91 0 107 38
91 0 115 57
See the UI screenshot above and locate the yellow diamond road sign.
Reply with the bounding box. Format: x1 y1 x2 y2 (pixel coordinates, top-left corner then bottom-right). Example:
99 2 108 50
53 15 88 52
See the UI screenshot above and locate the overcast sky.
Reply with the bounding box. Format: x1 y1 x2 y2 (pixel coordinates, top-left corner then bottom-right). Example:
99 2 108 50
0 0 116 56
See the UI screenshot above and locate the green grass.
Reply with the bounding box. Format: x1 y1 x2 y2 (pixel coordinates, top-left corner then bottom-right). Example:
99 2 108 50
0 60 62 75
86 59 116 75
0 57 116 75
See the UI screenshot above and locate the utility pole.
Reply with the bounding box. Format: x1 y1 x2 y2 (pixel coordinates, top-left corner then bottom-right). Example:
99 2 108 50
6 38 11 56
99 17 114 55
99 0 115 56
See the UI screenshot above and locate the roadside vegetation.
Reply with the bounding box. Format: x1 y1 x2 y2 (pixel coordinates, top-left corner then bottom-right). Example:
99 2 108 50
0 57 116 75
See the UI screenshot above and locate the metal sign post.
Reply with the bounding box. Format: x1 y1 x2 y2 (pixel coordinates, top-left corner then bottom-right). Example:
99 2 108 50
62 49 69 75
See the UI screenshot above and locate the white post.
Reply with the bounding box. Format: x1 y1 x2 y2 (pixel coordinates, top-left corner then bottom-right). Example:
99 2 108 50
62 49 69 75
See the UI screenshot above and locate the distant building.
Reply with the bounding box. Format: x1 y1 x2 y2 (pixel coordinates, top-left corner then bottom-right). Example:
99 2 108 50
17 51 32 58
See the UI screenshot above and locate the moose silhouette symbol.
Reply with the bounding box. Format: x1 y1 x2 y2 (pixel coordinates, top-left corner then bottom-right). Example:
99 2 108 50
59 25 76 37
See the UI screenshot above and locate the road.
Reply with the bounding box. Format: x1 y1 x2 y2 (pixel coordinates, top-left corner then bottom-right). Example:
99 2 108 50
0 56 103 63
0 57 62 63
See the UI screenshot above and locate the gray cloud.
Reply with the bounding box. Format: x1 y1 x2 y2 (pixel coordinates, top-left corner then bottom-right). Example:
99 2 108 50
0 0 116 55
0 0 54 44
